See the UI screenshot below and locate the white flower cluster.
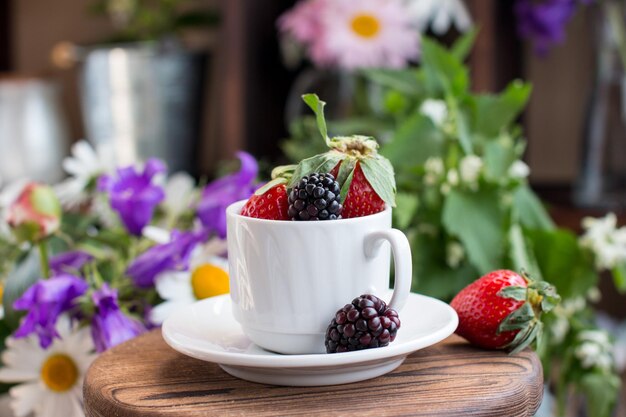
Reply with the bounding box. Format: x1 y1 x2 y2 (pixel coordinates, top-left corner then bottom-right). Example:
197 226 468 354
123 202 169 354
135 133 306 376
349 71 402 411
550 297 586 343
574 330 614 372
459 155 482 190
420 99 448 126
580 213 626 271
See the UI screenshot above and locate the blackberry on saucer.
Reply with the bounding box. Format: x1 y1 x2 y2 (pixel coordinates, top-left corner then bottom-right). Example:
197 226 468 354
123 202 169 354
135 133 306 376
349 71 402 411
325 294 401 353
288 172 342 221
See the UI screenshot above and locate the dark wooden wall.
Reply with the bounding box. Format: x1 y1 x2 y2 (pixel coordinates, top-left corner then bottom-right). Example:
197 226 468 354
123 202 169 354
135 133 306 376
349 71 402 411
0 0 10 71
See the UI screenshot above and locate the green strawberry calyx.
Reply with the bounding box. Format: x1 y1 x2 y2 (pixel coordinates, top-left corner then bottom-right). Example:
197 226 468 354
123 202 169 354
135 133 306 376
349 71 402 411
253 165 295 196
293 93 396 207
497 271 561 354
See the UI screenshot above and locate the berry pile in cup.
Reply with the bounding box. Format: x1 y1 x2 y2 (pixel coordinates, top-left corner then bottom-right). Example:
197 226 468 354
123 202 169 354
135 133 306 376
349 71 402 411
241 94 396 221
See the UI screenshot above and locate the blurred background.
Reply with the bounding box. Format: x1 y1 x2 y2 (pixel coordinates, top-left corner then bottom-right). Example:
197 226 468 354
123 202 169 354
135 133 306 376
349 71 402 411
0 0 604 185
1 1 626 415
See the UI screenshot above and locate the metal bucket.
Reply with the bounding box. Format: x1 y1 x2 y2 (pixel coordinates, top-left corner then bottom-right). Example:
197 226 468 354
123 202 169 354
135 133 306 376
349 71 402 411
0 76 69 183
80 42 206 173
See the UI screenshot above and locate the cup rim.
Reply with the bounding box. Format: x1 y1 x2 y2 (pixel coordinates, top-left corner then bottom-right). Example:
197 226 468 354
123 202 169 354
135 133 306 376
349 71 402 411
226 199 391 225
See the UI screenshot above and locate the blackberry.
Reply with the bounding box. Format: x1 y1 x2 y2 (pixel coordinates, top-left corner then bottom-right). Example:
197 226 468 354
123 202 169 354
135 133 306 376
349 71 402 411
288 172 342 221
325 294 401 353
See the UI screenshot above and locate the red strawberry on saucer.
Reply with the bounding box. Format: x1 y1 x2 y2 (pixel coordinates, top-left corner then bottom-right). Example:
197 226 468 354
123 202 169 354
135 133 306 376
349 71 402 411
293 94 396 219
450 269 560 354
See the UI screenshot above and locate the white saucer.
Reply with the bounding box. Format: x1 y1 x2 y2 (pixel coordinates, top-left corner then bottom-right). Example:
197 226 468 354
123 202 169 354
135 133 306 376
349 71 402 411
162 293 458 386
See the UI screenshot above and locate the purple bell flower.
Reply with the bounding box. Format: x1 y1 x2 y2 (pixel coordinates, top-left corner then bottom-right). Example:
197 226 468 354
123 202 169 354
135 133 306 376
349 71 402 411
126 229 207 288
90 284 146 352
97 158 166 236
49 250 94 275
13 274 88 348
197 151 257 238
515 0 588 54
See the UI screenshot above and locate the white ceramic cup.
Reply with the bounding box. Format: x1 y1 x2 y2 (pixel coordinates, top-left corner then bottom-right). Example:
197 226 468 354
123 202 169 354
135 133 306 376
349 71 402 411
226 200 412 354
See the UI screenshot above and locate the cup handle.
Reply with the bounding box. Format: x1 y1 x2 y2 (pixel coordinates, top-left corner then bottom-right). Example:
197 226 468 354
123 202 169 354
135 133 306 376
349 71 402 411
364 229 412 311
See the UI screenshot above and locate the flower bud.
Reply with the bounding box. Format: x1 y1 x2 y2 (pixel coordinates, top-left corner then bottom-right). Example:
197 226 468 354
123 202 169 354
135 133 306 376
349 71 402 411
6 183 61 242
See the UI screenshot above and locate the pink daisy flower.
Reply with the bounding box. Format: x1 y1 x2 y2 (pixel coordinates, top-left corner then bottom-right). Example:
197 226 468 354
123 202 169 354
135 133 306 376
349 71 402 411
279 0 419 70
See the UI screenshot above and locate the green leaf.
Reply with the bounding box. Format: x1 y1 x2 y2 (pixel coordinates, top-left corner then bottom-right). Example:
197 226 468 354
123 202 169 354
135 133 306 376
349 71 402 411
340 166 356 202
483 137 520 180
498 286 527 302
508 223 543 280
442 189 505 273
302 94 331 147
612 262 626 292
360 157 397 207
394 193 419 229
336 158 356 187
3 250 41 328
410 231 478 301
500 302 534 331
290 153 343 187
381 112 445 170
361 68 422 95
450 100 473 155
421 37 469 96
512 185 555 230
579 373 620 417
254 178 287 196
525 229 597 299
509 321 542 354
451 28 478 61
472 80 532 137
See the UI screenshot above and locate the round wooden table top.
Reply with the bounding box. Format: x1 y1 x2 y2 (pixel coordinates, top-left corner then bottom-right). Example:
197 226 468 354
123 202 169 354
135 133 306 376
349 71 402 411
84 330 543 417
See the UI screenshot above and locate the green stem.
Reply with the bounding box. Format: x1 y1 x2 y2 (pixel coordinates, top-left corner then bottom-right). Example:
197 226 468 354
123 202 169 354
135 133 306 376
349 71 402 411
38 242 50 279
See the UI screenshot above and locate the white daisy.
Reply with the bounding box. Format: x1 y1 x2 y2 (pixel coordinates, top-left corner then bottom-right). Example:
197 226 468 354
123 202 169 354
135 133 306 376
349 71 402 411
0 315 96 417
150 238 229 325
405 0 472 35
54 140 115 209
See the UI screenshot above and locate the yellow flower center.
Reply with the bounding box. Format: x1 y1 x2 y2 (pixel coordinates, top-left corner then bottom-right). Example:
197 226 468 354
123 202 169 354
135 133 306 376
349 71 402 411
40 354 78 392
191 264 229 300
0 283 4 300
350 14 381 38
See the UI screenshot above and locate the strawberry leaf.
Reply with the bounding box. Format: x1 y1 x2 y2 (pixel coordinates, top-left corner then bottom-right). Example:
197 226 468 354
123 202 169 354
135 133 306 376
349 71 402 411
498 286 527 302
302 94 332 147
498 302 534 333
508 321 542 354
360 157 397 207
254 178 287 196
336 158 356 188
290 153 342 187
340 166 356 202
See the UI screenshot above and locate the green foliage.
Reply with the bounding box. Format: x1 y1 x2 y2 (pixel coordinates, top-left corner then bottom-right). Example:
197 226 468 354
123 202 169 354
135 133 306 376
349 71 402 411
282 32 623 417
90 0 219 42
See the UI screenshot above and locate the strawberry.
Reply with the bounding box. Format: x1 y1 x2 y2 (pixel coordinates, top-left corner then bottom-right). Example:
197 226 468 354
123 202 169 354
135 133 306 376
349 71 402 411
241 165 295 220
331 162 385 218
291 94 396 218
450 270 560 354
241 184 289 220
